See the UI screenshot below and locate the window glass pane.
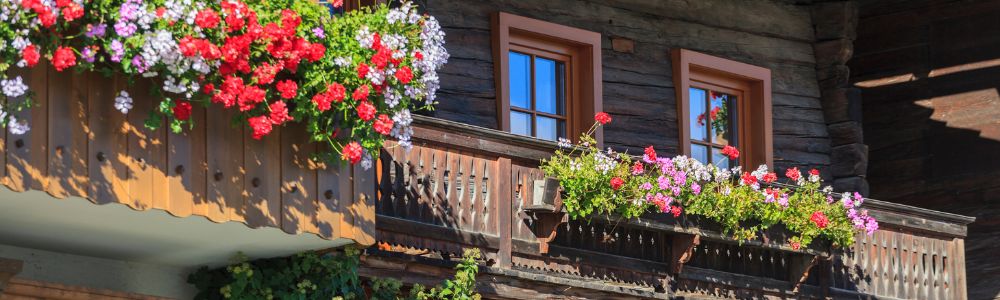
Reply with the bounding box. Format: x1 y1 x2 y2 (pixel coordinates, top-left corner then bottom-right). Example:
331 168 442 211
535 58 564 115
689 88 708 142
691 144 709 165
511 111 531 136
710 91 737 147
509 52 531 109
536 116 561 141
711 147 732 169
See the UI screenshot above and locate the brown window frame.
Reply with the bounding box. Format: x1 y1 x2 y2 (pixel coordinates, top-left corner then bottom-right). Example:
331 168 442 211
492 12 603 145
672 49 773 168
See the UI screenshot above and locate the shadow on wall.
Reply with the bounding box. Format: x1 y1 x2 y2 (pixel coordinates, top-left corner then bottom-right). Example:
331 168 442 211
850 1 1000 298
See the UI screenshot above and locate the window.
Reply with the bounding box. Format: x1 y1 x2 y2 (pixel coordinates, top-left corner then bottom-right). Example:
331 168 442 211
492 12 602 144
673 49 772 168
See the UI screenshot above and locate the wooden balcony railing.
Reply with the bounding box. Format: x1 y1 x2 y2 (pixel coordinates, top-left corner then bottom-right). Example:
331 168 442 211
375 115 975 299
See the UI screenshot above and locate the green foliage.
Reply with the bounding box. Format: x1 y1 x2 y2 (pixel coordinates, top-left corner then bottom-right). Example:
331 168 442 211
188 247 482 300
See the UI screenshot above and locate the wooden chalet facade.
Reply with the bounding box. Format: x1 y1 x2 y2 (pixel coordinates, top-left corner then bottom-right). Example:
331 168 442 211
0 0 991 299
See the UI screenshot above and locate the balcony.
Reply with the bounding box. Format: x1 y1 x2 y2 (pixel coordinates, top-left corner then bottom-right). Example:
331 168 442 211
371 115 976 299
0 67 375 268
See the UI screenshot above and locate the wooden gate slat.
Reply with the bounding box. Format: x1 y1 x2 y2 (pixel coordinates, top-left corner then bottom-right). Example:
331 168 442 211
165 104 205 218
204 104 241 222
87 73 128 205
47 68 89 199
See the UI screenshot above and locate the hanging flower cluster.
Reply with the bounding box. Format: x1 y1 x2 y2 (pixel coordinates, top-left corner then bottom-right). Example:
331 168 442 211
0 0 447 168
542 113 879 249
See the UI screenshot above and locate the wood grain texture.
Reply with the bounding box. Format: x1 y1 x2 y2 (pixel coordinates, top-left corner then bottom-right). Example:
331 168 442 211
0 71 370 243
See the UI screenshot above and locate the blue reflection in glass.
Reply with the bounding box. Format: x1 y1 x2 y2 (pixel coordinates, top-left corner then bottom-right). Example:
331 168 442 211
511 111 531 136
692 144 709 165
509 52 531 109
689 88 708 142
535 58 564 115
536 116 559 141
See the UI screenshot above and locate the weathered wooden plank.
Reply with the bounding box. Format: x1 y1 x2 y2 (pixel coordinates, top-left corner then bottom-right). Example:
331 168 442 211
125 79 163 211
47 67 89 199
317 155 345 239
203 104 241 222
244 129 281 228
87 73 128 205
352 161 376 245
497 156 512 267
164 104 205 218
7 64 48 193
280 124 317 234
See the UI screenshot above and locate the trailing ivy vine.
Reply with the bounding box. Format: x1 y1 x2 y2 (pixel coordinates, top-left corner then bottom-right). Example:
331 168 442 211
188 247 482 300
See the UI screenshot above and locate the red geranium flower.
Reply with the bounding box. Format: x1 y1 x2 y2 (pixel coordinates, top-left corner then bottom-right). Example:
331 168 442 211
22 44 40 67
741 172 757 186
52 46 77 72
395 66 413 84
790 241 801 250
632 161 645 175
38 8 56 27
786 167 801 181
352 85 370 101
341 141 363 164
810 211 829 229
327 83 346 102
644 146 657 162
762 172 777 183
414 51 423 60
670 205 683 217
809 168 820 177
356 62 369 79
331 0 343 8
275 80 297 99
307 43 326 62
373 114 394 135
248 115 273 139
202 83 215 95
269 101 294 125
721 145 739 160
61 2 83 22
173 101 192 121
195 9 220 29
594 112 612 125
356 100 376 121
610 177 624 190
371 48 391 70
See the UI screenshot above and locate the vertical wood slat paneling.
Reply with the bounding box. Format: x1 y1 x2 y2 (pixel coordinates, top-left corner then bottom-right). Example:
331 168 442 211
281 125 317 235
317 157 345 239
46 68 88 199
126 79 166 211
165 105 206 217
204 105 240 222
244 131 281 228
87 74 128 205
0 70 369 244
8 64 48 193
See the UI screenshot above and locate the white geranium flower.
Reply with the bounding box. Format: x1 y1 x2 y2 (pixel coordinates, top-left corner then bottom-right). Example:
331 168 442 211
114 91 133 114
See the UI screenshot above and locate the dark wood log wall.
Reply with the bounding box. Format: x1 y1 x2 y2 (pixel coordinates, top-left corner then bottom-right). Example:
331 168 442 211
417 0 832 172
849 0 1000 299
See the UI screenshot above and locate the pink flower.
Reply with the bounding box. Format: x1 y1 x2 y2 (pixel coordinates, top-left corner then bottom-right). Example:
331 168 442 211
341 141 364 164
631 161 644 175
785 167 801 182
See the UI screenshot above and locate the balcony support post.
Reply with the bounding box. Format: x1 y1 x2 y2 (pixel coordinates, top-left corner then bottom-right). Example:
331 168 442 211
669 233 700 274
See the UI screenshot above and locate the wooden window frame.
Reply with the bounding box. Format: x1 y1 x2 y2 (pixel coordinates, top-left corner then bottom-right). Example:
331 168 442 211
672 49 773 168
492 12 603 145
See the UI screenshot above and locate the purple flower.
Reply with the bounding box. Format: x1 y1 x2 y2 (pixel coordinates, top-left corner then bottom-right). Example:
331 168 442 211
691 182 701 195
777 194 789 207
673 172 687 186
865 218 879 235
115 21 137 37
132 55 147 73
81 47 96 63
826 195 834 204
86 24 107 38
853 192 864 206
110 40 125 62
657 176 670 190
312 27 326 38
119 0 141 20
640 182 653 191
671 186 681 196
